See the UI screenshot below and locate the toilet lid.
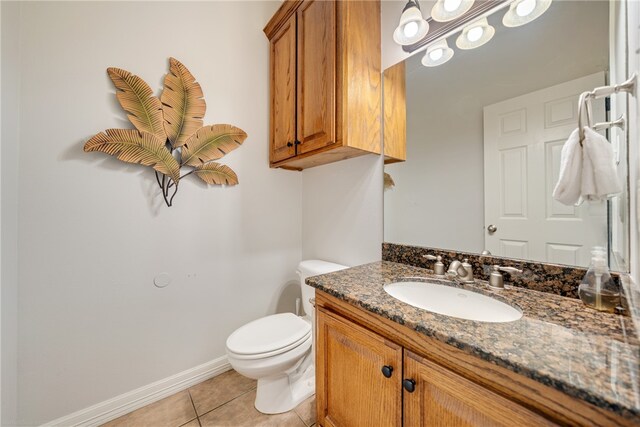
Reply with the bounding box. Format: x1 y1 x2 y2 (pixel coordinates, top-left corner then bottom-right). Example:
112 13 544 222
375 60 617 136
226 313 311 356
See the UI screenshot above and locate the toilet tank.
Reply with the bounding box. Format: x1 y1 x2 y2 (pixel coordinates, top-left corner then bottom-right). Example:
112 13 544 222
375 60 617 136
297 260 348 317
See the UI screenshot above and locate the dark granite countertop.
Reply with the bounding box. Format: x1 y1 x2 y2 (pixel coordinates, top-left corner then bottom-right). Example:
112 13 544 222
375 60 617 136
307 261 640 421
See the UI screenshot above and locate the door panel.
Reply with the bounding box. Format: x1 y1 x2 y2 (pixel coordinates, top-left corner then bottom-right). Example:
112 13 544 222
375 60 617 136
316 307 402 427
296 0 336 154
270 15 296 164
484 73 607 266
500 147 527 217
403 351 553 427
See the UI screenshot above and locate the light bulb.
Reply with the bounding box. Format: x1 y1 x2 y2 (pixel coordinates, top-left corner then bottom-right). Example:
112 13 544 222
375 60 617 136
516 0 536 17
403 21 419 38
466 26 484 42
429 48 444 61
443 0 463 12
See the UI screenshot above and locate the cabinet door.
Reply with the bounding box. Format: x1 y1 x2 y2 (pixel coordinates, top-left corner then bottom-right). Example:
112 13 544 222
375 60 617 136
316 307 402 427
296 0 336 155
403 351 555 427
269 14 296 164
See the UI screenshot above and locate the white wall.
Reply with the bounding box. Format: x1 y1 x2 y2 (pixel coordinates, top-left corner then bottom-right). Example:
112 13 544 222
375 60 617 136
1 2 21 425
301 155 383 267
12 2 306 424
4 1 388 423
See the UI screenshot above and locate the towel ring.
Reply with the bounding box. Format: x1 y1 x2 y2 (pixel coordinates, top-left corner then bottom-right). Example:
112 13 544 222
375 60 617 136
578 73 636 144
577 91 593 145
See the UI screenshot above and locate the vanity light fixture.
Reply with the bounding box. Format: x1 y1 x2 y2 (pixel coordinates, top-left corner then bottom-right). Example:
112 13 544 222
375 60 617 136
431 0 475 22
503 0 552 27
421 39 454 67
456 17 495 50
393 0 429 46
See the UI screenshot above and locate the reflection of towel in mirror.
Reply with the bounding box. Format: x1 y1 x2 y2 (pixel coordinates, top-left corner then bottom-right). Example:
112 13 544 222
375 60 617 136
581 127 622 202
553 127 622 206
552 128 582 205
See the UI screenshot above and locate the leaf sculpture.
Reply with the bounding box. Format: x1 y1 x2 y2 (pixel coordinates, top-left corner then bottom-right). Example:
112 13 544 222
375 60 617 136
108 68 166 141
181 124 247 167
85 59 246 207
194 163 239 185
85 129 180 184
161 58 206 148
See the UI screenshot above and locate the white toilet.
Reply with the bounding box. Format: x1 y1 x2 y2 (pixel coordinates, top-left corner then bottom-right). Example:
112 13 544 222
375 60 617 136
225 260 347 414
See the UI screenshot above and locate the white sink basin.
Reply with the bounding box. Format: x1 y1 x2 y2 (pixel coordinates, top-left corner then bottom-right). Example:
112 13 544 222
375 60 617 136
383 281 523 323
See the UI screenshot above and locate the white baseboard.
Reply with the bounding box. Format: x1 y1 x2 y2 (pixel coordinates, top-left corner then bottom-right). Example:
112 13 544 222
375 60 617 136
42 356 231 427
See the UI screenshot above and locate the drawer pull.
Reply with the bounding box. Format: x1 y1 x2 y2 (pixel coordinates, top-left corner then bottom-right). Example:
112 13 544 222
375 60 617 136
403 379 416 393
381 365 393 378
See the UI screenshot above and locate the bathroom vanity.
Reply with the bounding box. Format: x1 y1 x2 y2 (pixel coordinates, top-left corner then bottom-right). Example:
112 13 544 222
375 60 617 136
309 261 639 426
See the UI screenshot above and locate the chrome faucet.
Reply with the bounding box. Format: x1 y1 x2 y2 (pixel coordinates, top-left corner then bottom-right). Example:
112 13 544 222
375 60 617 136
446 259 474 284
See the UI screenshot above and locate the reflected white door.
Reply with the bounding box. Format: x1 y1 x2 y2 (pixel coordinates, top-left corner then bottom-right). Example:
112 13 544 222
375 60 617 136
484 72 607 267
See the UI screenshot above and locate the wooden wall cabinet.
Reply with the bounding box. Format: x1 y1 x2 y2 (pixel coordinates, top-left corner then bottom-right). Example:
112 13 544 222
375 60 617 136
316 291 633 427
264 0 381 170
383 61 406 164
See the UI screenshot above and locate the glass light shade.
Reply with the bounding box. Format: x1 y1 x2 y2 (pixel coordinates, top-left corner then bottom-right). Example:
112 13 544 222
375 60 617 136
503 0 552 27
422 39 454 67
403 21 420 38
443 0 462 12
467 26 484 42
429 48 444 61
516 0 536 16
456 18 495 50
431 0 474 22
393 1 430 45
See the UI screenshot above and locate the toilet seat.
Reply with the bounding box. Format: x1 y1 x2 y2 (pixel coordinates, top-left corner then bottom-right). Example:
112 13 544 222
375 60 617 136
227 331 311 360
226 313 311 360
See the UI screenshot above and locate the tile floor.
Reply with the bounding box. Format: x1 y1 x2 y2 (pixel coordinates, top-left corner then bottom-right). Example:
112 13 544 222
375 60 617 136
102 370 316 427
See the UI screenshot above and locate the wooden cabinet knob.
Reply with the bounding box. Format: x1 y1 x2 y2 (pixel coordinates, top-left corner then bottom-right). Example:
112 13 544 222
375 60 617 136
287 142 293 147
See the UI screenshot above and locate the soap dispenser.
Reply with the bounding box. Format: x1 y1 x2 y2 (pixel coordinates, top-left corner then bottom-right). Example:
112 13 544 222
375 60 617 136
578 247 619 313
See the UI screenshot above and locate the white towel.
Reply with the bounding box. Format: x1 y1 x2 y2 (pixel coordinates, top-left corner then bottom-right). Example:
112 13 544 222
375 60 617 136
552 128 583 205
581 127 622 201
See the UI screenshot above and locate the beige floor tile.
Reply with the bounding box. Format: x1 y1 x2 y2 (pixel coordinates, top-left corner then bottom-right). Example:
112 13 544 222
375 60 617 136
293 395 316 427
199 390 306 427
101 391 196 427
188 370 256 416
180 419 201 427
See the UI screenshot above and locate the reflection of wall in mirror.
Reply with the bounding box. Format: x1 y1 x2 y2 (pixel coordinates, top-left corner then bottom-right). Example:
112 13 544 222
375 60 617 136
383 0 610 260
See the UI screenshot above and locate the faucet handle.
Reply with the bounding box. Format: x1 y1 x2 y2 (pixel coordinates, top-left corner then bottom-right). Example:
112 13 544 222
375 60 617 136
423 254 445 276
489 265 523 289
497 266 523 274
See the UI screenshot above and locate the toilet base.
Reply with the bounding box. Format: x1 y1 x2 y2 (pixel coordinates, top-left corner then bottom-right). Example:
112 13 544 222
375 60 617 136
254 364 315 414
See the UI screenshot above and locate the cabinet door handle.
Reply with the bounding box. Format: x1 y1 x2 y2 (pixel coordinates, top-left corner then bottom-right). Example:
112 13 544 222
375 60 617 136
294 140 301 145
403 379 416 393
381 365 393 378
287 141 293 147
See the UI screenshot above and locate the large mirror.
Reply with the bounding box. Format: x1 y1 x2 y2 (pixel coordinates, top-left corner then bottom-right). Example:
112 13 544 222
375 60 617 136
384 0 630 271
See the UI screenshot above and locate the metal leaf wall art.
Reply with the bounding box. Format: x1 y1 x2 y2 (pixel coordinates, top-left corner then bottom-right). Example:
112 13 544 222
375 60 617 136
85 58 247 207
